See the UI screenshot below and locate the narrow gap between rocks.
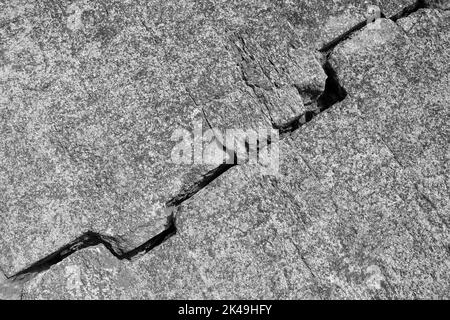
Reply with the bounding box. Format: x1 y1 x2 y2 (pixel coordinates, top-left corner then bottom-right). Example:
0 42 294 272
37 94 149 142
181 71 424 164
319 0 427 53
6 56 346 285
4 0 429 286
9 214 176 283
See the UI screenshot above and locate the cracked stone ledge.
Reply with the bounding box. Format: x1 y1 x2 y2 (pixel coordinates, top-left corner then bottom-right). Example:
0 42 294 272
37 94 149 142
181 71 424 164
1 0 448 299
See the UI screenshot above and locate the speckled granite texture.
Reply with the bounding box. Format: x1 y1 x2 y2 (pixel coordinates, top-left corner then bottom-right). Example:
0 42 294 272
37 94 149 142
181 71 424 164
0 0 448 299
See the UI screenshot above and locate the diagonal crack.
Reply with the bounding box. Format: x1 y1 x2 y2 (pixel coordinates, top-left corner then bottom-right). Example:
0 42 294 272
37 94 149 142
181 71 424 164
165 163 237 207
7 214 176 284
4 0 431 290
319 0 427 53
4 57 343 287
3 48 346 289
274 59 347 135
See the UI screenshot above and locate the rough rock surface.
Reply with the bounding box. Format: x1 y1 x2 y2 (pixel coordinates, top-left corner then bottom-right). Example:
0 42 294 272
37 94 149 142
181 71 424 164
1 0 449 299
1 0 328 274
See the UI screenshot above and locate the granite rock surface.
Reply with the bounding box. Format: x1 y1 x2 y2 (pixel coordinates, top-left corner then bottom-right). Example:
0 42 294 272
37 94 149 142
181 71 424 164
1 0 448 299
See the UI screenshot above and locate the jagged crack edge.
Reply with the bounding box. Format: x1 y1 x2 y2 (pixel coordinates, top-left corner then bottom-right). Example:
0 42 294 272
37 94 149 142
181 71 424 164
8 214 177 284
319 0 427 53
5 11 356 287
274 59 347 135
166 163 237 207
8 0 444 294
5 60 345 285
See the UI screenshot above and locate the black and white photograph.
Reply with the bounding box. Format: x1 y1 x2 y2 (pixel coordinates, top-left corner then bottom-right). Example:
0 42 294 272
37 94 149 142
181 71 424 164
0 0 449 305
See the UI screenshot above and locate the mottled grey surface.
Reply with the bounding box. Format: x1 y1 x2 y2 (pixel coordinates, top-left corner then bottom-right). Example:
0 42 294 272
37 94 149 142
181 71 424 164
1 0 327 274
331 10 449 226
1 0 449 299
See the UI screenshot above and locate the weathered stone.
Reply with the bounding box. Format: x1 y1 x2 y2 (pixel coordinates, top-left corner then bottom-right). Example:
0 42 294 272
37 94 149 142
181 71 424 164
331 10 450 226
1 0 410 276
21 103 449 299
0 0 325 275
2 1 448 300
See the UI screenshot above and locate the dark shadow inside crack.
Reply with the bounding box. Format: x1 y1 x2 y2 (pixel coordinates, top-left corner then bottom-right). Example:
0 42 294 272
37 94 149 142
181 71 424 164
274 59 347 135
317 60 348 111
5 56 347 286
12 0 438 287
319 0 427 53
8 214 176 284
